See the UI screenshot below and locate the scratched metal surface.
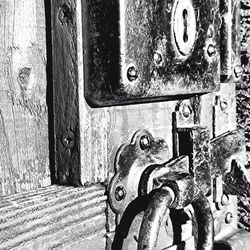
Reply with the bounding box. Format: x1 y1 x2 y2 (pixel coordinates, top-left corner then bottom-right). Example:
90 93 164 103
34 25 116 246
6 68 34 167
82 0 220 106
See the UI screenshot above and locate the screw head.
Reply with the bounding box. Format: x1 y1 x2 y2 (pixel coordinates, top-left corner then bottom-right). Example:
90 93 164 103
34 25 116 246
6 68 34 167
154 52 162 65
207 44 216 57
234 66 243 79
140 135 150 150
61 131 75 148
115 186 126 201
182 104 192 118
127 66 138 82
225 212 233 224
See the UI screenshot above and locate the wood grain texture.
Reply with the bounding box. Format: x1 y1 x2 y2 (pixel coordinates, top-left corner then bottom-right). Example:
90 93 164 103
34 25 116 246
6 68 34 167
0 184 106 250
0 0 50 195
51 0 82 186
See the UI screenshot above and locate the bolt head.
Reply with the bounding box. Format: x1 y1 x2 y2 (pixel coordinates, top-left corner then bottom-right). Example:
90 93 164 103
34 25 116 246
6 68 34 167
207 44 216 57
115 186 126 201
127 66 138 82
140 135 150 150
225 212 233 224
154 52 162 65
182 104 192 118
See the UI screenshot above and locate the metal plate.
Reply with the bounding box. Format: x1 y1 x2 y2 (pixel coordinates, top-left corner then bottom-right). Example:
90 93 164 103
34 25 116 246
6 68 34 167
82 0 220 107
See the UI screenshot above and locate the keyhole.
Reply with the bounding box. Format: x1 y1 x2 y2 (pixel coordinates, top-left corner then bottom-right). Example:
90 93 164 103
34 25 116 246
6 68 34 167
183 9 188 43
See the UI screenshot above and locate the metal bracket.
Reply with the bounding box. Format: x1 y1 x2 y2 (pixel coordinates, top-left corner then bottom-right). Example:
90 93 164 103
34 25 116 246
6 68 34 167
108 126 249 249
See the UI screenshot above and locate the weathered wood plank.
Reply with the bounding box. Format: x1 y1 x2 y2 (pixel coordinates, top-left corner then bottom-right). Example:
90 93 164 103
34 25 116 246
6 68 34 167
0 185 106 250
0 0 50 195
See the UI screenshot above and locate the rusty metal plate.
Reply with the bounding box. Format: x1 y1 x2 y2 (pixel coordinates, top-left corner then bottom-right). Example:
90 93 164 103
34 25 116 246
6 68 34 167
82 0 220 107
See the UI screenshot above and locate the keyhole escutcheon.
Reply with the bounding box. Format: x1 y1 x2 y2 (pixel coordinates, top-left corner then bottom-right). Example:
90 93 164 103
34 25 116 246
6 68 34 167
172 0 197 56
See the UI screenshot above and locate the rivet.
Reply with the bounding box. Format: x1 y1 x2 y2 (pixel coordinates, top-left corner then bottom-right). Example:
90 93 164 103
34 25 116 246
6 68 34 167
115 186 126 201
207 44 216 57
234 66 243 78
127 66 138 82
221 194 230 206
140 135 150 150
225 212 233 224
61 131 75 148
154 52 162 65
182 103 192 118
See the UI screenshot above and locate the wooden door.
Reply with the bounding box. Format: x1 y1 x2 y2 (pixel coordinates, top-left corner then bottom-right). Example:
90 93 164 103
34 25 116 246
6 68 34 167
51 0 242 249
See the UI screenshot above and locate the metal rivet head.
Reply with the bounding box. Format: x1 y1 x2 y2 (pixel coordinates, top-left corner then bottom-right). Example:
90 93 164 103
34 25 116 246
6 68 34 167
115 186 126 201
182 104 192 118
61 131 75 148
234 66 243 78
154 53 162 65
225 212 233 224
207 44 216 57
127 66 138 82
140 135 150 150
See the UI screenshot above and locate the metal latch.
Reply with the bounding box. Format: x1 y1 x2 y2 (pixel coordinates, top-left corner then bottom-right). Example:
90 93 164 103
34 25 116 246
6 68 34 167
108 127 249 249
82 0 241 106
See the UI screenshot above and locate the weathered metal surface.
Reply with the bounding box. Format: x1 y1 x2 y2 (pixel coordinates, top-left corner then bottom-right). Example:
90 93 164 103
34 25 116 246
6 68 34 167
109 125 250 249
137 187 176 250
223 160 250 197
213 83 237 137
221 230 250 250
140 155 189 195
210 129 247 177
109 130 169 216
177 126 211 195
138 183 213 250
82 0 220 106
212 195 238 242
220 0 241 81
